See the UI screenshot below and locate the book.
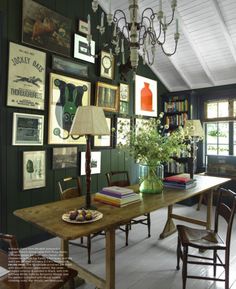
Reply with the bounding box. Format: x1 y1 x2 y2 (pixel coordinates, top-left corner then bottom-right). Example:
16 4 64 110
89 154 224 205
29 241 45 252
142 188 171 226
95 192 140 204
163 181 197 190
100 190 135 199
102 186 134 195
94 195 141 207
164 175 194 184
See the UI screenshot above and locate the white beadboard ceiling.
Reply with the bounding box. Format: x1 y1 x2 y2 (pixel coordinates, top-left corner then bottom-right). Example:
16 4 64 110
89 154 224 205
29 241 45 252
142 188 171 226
98 0 236 92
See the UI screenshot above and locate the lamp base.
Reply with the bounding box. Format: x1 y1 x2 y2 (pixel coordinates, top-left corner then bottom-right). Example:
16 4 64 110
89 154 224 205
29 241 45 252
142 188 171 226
80 204 97 210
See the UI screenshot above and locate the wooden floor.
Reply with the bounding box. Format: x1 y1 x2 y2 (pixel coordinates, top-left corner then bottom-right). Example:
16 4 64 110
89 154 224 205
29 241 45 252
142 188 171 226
28 203 236 289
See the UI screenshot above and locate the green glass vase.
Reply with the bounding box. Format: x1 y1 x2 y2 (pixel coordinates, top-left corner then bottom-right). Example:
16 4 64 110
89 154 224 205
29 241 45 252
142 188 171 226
139 164 164 194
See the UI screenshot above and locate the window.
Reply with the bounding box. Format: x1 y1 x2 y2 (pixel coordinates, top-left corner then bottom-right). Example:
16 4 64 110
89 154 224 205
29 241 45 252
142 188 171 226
204 99 236 162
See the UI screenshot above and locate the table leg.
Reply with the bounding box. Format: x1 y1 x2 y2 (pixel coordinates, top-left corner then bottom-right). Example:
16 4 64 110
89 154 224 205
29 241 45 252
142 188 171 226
105 228 116 289
159 205 176 239
60 239 85 287
206 189 213 230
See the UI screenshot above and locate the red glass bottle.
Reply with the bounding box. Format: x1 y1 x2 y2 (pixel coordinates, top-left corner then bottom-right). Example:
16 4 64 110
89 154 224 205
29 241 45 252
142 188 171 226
141 82 153 111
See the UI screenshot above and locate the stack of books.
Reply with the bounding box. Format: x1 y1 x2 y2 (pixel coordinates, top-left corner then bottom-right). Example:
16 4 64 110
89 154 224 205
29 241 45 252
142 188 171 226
94 186 141 207
163 175 196 189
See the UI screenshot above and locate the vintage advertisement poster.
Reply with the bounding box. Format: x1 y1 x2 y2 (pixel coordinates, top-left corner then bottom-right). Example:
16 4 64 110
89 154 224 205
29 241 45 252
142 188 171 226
7 42 46 110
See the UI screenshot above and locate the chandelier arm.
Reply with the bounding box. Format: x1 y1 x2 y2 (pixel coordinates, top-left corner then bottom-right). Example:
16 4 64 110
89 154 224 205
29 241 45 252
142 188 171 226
166 9 175 26
161 39 179 56
145 49 155 66
156 29 167 46
140 7 155 24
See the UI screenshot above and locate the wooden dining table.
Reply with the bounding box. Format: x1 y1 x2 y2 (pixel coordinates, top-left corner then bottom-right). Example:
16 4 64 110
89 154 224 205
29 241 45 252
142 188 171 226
14 174 230 289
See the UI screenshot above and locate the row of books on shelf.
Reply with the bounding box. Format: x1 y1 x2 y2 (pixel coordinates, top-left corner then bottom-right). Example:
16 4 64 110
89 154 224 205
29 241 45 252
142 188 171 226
166 161 187 174
94 186 141 207
165 113 188 127
164 99 188 113
163 175 196 189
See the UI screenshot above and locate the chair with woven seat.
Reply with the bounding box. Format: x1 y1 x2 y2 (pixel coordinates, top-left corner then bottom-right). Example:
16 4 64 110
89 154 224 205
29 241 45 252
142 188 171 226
58 176 104 264
105 171 151 246
176 188 236 289
0 233 77 289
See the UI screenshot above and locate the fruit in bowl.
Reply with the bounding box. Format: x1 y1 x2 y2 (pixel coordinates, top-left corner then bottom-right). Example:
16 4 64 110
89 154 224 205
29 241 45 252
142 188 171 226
69 209 93 221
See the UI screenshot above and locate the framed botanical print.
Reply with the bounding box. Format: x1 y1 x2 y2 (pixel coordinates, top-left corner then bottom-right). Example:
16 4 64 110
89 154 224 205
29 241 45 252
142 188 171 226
119 83 129 102
74 34 95 64
80 151 101 175
100 50 114 80
7 42 46 110
52 55 88 78
23 150 46 190
135 118 152 135
78 19 89 35
12 113 44 146
22 0 71 56
135 74 157 117
96 82 119 112
116 117 131 146
52 147 78 169
119 101 129 115
48 72 91 145
93 117 112 148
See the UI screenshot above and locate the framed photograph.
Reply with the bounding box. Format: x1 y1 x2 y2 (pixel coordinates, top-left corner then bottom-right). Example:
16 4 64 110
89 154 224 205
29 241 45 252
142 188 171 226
22 0 71 56
48 72 91 145
116 117 131 146
120 101 129 115
7 42 46 110
12 113 44 146
74 34 95 64
23 150 46 190
119 83 129 102
78 19 89 35
80 151 101 175
100 50 114 80
96 82 119 112
93 117 112 148
52 147 78 169
135 74 157 117
52 55 88 78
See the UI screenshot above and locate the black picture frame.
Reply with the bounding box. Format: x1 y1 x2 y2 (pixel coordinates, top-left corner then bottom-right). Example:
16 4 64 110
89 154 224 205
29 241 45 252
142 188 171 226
52 55 89 78
52 147 78 169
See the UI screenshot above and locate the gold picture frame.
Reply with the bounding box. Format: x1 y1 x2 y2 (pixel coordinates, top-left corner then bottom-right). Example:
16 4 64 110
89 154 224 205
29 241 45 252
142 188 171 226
95 81 119 112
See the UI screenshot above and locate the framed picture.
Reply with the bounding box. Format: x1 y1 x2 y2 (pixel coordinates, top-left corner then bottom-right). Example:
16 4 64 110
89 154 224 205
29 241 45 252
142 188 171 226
96 82 119 112
78 19 89 35
135 74 157 117
135 118 152 135
52 147 78 169
74 34 95 64
93 117 112 148
119 101 129 115
48 72 91 145
80 151 101 175
116 117 131 146
12 113 44 146
23 150 46 190
119 83 129 102
52 55 88 78
100 50 114 80
7 42 46 110
22 0 71 56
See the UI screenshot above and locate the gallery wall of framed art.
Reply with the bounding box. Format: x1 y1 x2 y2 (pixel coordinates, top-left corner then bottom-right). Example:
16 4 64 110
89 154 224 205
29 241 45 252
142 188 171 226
0 0 166 244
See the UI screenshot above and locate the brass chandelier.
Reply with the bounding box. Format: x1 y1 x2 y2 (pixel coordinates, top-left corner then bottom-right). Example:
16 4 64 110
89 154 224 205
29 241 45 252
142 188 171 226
91 0 180 73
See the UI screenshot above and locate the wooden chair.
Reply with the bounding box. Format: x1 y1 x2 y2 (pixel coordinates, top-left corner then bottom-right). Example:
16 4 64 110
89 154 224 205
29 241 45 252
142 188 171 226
0 233 77 289
105 171 151 246
58 177 104 264
176 188 236 289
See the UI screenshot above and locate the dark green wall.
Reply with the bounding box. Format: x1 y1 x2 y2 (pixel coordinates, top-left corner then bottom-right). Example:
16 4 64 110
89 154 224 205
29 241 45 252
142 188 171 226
0 0 168 245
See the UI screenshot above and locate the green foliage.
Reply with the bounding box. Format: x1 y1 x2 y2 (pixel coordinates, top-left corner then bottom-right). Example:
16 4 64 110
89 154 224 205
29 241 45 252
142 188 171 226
117 113 186 167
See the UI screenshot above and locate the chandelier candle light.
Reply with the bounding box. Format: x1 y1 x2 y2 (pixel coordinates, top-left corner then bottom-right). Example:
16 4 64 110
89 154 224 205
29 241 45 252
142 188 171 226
91 0 179 73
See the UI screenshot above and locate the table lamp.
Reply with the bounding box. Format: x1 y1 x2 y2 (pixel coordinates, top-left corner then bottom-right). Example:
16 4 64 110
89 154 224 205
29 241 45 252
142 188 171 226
184 119 204 179
70 106 110 209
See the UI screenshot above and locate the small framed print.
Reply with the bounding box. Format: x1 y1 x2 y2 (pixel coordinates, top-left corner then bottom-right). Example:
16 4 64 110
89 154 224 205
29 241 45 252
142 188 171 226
78 20 89 35
120 101 129 115
12 113 44 146
93 117 112 148
119 83 129 102
80 151 101 175
96 81 119 112
23 150 46 190
52 147 78 169
74 34 95 64
100 50 114 80
52 55 88 78
116 117 131 146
